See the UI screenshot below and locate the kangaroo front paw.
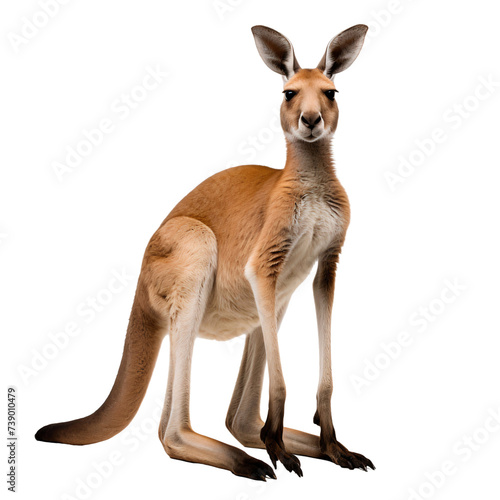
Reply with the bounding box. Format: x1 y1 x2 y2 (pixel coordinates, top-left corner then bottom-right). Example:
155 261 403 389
265 438 303 476
322 439 375 471
260 426 303 477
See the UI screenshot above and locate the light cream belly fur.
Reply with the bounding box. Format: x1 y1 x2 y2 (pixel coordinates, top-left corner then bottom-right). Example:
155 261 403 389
197 193 345 341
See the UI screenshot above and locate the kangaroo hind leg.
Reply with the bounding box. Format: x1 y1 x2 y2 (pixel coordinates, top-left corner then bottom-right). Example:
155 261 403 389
151 217 275 480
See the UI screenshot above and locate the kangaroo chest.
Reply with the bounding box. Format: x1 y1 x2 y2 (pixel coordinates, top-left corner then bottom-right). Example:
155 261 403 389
276 189 347 300
199 179 348 341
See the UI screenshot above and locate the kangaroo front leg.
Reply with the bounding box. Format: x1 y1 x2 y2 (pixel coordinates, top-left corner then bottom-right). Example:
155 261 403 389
245 270 302 477
313 249 374 471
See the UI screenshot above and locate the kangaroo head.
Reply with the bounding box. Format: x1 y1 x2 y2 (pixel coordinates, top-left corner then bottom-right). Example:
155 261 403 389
252 25 368 143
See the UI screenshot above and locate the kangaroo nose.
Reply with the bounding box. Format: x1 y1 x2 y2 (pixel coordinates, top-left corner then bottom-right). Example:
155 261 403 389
301 113 322 129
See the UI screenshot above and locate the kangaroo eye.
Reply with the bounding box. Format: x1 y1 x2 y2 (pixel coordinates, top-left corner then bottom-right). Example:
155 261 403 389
283 90 297 101
324 89 338 101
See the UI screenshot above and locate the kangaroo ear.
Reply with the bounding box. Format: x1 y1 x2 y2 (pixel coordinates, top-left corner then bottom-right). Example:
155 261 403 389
317 24 368 79
251 25 301 80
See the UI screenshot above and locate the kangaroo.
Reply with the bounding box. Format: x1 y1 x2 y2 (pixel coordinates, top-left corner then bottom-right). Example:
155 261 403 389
36 24 374 480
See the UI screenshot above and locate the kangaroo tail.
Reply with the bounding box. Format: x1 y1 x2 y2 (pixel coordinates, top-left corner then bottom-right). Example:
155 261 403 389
35 296 164 445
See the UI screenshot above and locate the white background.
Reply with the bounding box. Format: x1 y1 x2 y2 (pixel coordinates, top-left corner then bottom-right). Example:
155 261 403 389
2 1 500 499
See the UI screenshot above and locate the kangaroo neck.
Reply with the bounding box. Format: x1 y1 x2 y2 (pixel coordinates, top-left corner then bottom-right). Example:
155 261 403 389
283 136 336 180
